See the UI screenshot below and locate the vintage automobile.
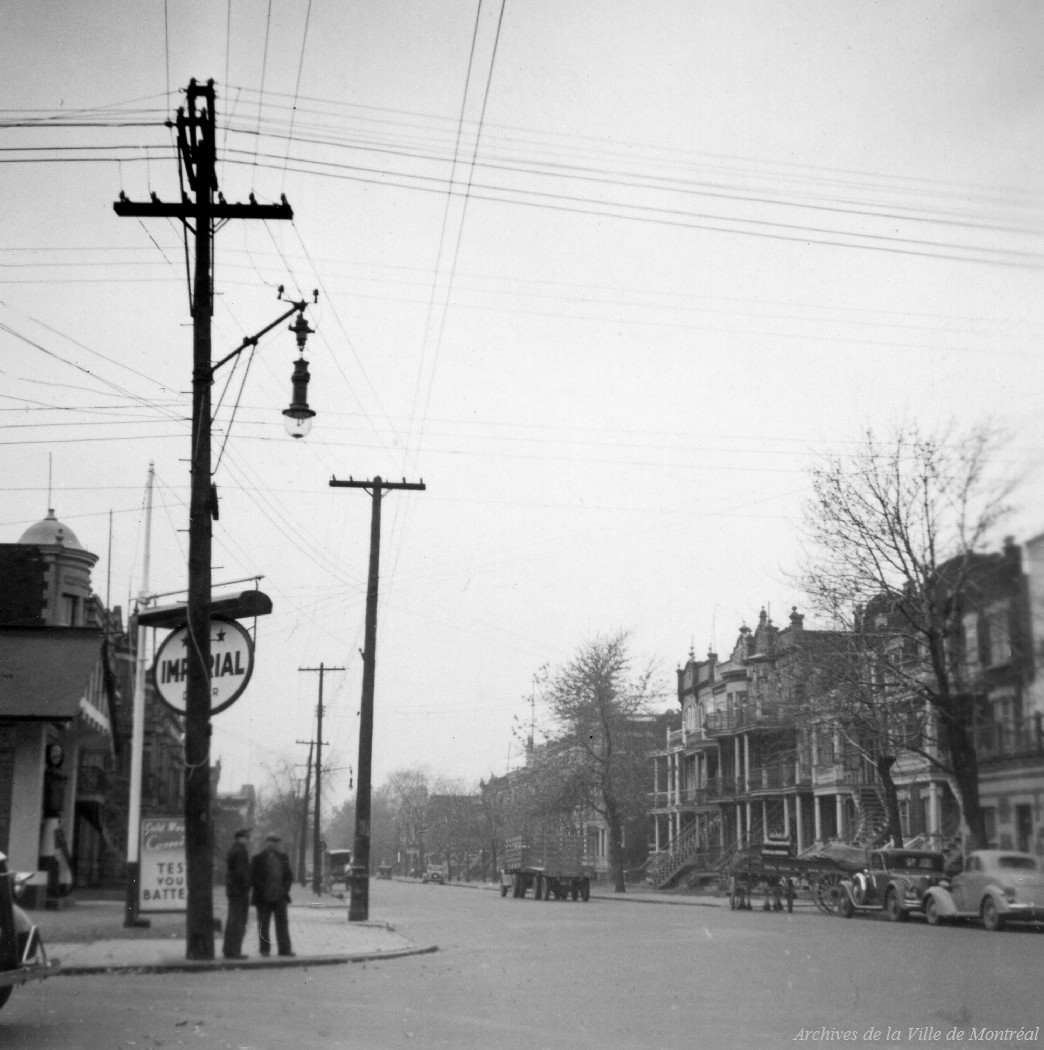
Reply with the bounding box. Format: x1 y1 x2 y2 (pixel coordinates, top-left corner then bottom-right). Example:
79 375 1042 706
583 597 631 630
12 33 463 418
838 848 947 922
923 850 1044 931
326 849 353 889
421 865 447 884
1 853 60 1011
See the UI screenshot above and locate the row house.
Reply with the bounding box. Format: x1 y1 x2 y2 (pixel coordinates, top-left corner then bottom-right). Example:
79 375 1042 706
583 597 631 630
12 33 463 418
650 607 894 887
649 535 1043 888
966 537 1042 854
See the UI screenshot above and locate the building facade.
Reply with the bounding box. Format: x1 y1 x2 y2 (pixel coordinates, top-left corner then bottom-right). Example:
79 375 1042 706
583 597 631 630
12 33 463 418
649 536 1044 888
0 509 185 901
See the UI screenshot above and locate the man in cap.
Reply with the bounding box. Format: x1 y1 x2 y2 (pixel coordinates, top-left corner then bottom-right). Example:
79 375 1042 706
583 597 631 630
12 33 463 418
250 832 295 957
222 827 252 959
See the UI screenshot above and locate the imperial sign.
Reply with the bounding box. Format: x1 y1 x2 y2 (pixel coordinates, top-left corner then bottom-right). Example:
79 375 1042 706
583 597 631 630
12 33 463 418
151 615 255 715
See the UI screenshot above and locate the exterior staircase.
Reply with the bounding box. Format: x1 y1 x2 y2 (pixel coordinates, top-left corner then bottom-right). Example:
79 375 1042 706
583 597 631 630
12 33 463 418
646 818 722 889
853 787 890 847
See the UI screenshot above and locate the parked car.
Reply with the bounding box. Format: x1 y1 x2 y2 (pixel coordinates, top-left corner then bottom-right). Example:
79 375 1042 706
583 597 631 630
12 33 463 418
838 848 947 922
1 854 59 1011
923 850 1044 931
421 866 446 884
327 849 352 888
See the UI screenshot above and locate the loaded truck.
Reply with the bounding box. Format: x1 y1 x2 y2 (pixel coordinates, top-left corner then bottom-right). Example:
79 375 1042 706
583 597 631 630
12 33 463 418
500 833 594 901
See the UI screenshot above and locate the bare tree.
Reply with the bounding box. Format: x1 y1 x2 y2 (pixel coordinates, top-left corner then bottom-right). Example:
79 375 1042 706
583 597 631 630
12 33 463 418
385 767 432 874
799 422 1015 850
253 757 307 867
539 631 659 893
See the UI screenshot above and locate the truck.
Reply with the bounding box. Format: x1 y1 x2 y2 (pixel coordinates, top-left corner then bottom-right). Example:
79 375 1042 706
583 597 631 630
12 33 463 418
500 833 594 902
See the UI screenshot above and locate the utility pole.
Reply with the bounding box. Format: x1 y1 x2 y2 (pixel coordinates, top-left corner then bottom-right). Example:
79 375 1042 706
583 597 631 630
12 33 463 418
124 463 154 927
115 79 293 960
295 740 313 888
299 663 344 894
329 476 425 921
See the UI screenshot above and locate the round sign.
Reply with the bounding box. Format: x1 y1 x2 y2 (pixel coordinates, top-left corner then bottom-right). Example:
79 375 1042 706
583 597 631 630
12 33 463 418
151 615 255 715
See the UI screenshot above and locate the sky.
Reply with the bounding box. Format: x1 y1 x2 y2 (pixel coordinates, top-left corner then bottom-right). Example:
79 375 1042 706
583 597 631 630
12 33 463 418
2 1 1042 810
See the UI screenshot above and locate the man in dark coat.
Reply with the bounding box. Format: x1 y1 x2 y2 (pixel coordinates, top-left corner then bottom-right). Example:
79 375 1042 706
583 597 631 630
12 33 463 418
222 827 252 959
250 832 295 957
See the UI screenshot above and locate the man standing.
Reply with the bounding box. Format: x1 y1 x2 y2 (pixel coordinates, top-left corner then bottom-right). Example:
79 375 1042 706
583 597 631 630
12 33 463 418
250 832 295 957
222 827 251 960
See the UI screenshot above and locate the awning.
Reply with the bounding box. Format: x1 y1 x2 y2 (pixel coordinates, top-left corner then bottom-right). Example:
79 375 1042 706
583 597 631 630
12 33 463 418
137 590 273 630
0 627 104 720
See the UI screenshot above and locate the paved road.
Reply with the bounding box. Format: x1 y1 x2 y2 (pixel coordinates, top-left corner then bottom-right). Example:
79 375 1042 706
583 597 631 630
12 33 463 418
2 879 1041 1049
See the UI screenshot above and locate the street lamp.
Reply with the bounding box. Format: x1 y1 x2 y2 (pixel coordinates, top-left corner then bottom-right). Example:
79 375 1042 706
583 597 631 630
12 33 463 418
283 353 316 438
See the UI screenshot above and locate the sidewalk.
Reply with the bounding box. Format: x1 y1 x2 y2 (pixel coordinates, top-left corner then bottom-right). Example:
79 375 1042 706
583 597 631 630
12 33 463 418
32 898 436 976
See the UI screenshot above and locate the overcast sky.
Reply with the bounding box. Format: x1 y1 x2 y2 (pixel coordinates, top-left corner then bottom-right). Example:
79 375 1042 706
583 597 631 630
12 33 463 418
3 1 1042 807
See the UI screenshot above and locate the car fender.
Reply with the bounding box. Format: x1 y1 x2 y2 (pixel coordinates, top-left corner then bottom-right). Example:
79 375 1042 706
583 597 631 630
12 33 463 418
924 885 958 917
982 886 1009 913
851 872 870 904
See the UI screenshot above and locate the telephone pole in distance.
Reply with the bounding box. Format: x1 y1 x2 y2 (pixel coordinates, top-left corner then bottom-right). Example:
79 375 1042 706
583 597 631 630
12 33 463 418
299 663 344 894
330 476 425 921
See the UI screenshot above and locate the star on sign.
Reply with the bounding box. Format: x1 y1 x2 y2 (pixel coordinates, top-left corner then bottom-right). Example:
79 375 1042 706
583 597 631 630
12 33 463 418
215 629 226 642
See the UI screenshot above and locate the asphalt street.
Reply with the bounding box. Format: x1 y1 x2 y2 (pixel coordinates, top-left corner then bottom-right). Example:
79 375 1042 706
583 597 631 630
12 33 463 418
2 879 1041 1050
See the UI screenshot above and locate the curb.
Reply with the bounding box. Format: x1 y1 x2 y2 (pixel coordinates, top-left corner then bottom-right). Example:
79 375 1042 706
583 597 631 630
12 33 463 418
55 943 438 977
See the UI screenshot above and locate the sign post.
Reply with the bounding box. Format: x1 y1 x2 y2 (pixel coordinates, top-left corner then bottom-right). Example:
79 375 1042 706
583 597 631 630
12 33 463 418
138 818 187 914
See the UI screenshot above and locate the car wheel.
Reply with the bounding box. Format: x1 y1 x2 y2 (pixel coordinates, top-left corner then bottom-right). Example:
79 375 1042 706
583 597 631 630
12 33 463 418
885 889 907 922
839 892 855 919
981 897 1004 932
925 896 943 927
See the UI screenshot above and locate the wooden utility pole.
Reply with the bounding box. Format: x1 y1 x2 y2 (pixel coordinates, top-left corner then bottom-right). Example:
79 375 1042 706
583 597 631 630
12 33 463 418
299 663 344 894
115 79 292 960
295 740 314 887
329 476 425 921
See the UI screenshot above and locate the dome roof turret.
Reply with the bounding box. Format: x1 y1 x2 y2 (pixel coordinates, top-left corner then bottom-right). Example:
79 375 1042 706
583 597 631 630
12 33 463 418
18 509 84 550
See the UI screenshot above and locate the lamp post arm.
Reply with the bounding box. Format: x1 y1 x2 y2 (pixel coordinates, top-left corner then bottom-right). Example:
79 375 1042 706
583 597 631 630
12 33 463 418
211 301 309 375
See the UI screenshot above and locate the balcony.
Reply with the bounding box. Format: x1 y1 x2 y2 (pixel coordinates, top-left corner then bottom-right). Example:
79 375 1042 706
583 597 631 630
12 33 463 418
705 776 738 799
704 711 737 736
648 786 715 810
704 702 792 737
748 762 812 793
812 760 876 789
975 724 1044 762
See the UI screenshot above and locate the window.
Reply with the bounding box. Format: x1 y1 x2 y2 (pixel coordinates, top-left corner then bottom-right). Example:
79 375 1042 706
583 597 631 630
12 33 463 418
962 612 980 673
61 594 79 626
984 602 1012 667
982 808 997 849
996 855 1037 870
685 704 697 733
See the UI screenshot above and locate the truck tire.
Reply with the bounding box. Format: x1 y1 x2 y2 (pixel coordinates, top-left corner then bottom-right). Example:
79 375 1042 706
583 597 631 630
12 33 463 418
533 874 542 900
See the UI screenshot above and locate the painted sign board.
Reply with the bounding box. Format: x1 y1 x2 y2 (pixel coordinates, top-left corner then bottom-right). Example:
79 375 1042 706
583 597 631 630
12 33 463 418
138 817 186 913
151 615 255 715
